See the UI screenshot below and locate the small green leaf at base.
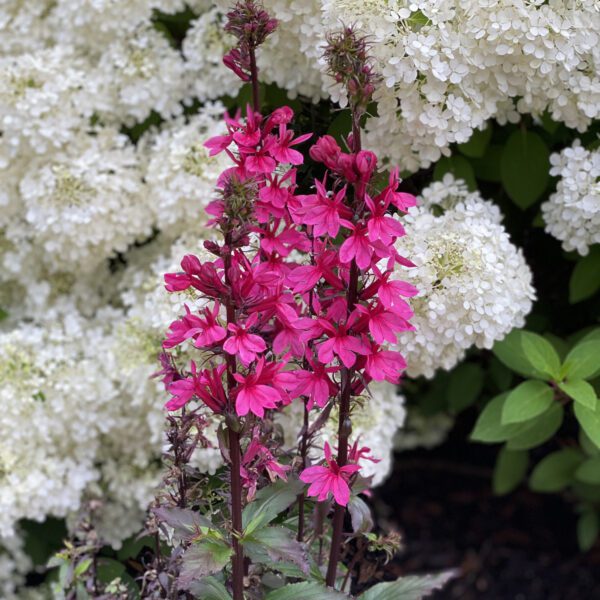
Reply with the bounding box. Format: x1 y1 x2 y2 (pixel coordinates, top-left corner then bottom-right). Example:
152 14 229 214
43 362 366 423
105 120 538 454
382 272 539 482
577 510 599 552
569 247 600 304
559 380 598 410
493 447 528 495
562 341 600 381
575 457 600 485
501 380 554 424
574 403 600 450
446 363 485 413
529 448 584 492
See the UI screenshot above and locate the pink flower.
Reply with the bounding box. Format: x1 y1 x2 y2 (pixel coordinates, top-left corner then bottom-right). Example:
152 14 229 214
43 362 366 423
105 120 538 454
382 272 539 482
233 358 283 417
365 346 407 383
163 304 227 349
365 194 406 244
293 180 350 238
268 124 312 164
339 225 374 269
299 442 360 506
316 320 369 368
223 313 267 364
289 356 339 409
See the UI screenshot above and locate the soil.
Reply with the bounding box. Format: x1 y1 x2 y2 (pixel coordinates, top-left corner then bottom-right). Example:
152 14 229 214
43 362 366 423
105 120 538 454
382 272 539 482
375 418 600 600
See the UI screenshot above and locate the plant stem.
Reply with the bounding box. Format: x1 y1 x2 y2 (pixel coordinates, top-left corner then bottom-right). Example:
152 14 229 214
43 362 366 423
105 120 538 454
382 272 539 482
228 427 245 600
326 112 363 588
249 46 260 112
297 400 310 541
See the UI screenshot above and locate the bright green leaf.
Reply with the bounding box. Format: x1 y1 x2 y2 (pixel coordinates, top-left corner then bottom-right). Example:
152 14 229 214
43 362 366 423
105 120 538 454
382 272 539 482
433 155 476 191
501 380 554 424
506 404 564 450
493 447 528 495
265 582 347 600
529 448 583 492
446 363 485 413
562 341 600 381
359 572 456 600
470 393 520 442
575 457 600 485
580 430 600 457
575 402 600 450
521 333 562 379
559 379 598 410
577 510 599 552
569 247 600 304
242 478 304 535
492 330 548 379
457 126 492 158
501 129 549 209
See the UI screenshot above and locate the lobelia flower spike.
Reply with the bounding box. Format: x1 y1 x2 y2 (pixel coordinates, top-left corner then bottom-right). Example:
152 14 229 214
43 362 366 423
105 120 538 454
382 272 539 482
281 26 417 589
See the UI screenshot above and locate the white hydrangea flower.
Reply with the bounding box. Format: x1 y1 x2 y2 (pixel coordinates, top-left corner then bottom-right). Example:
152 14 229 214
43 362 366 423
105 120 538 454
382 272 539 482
139 103 230 237
395 175 536 378
96 26 188 124
276 382 406 487
0 531 32 600
542 141 600 255
12 127 153 274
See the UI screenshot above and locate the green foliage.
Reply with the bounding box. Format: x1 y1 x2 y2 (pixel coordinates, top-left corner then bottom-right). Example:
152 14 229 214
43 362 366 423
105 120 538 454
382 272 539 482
433 155 476 190
358 572 456 600
446 362 484 413
178 539 233 590
265 582 347 599
529 448 584 492
457 125 492 158
569 247 600 303
493 447 528 495
501 380 554 424
577 510 600 552
500 129 550 208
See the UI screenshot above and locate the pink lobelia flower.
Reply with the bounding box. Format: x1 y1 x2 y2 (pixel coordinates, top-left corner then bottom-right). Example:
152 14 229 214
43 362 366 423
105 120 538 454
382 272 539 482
223 313 267 365
364 344 407 383
316 319 370 368
338 224 374 269
288 356 339 409
233 357 283 418
163 304 227 349
268 124 312 165
299 442 360 506
293 180 350 238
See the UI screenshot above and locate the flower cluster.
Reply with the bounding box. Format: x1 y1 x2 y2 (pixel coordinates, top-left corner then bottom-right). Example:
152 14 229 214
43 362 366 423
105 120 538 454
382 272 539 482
542 141 600 256
394 175 536 378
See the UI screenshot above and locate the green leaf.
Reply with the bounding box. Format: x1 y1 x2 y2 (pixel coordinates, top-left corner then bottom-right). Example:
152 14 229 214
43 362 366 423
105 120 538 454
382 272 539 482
471 144 503 182
187 577 233 600
493 447 528 495
575 402 600 449
529 448 583 492
471 393 520 442
580 430 600 457
569 247 600 303
457 126 492 158
96 558 125 584
244 527 309 574
433 155 476 191
348 495 374 534
153 507 214 541
559 379 598 410
492 330 548 379
577 510 599 552
242 478 304 535
575 457 600 485
501 380 554 424
489 357 514 391
506 404 564 450
446 363 484 413
562 341 600 381
359 572 456 600
178 540 233 591
265 582 347 600
521 333 561 380
327 109 351 144
501 129 549 209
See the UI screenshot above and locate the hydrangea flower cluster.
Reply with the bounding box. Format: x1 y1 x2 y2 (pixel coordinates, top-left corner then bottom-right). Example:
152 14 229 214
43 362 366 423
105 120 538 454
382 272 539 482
394 175 536 378
542 141 600 256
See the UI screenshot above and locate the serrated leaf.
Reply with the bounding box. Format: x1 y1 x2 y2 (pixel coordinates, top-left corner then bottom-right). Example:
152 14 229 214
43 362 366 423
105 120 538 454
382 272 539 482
575 402 600 450
433 155 476 190
244 526 309 575
178 541 232 591
577 510 599 552
575 457 600 485
154 507 214 542
569 247 600 303
521 333 561 380
359 571 456 600
348 495 374 534
529 448 583 492
562 341 600 381
501 129 549 208
493 447 528 495
502 380 554 424
242 478 304 535
506 404 564 450
559 380 598 410
187 577 233 600
457 126 492 158
446 363 484 413
265 582 347 600
492 330 548 379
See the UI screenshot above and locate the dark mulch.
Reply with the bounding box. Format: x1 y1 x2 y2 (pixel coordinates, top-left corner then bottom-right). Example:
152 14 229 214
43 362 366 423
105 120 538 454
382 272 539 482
375 421 600 600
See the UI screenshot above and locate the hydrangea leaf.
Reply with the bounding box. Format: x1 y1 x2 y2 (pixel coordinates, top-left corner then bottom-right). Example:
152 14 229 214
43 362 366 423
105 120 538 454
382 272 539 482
559 380 598 410
457 125 492 158
574 403 600 450
501 130 549 209
501 380 554 424
520 332 562 380
569 247 600 303
529 448 584 492
577 510 599 552
505 404 564 450
492 330 548 380
575 457 600 485
433 155 476 190
493 447 529 495
446 362 485 413
562 341 600 381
